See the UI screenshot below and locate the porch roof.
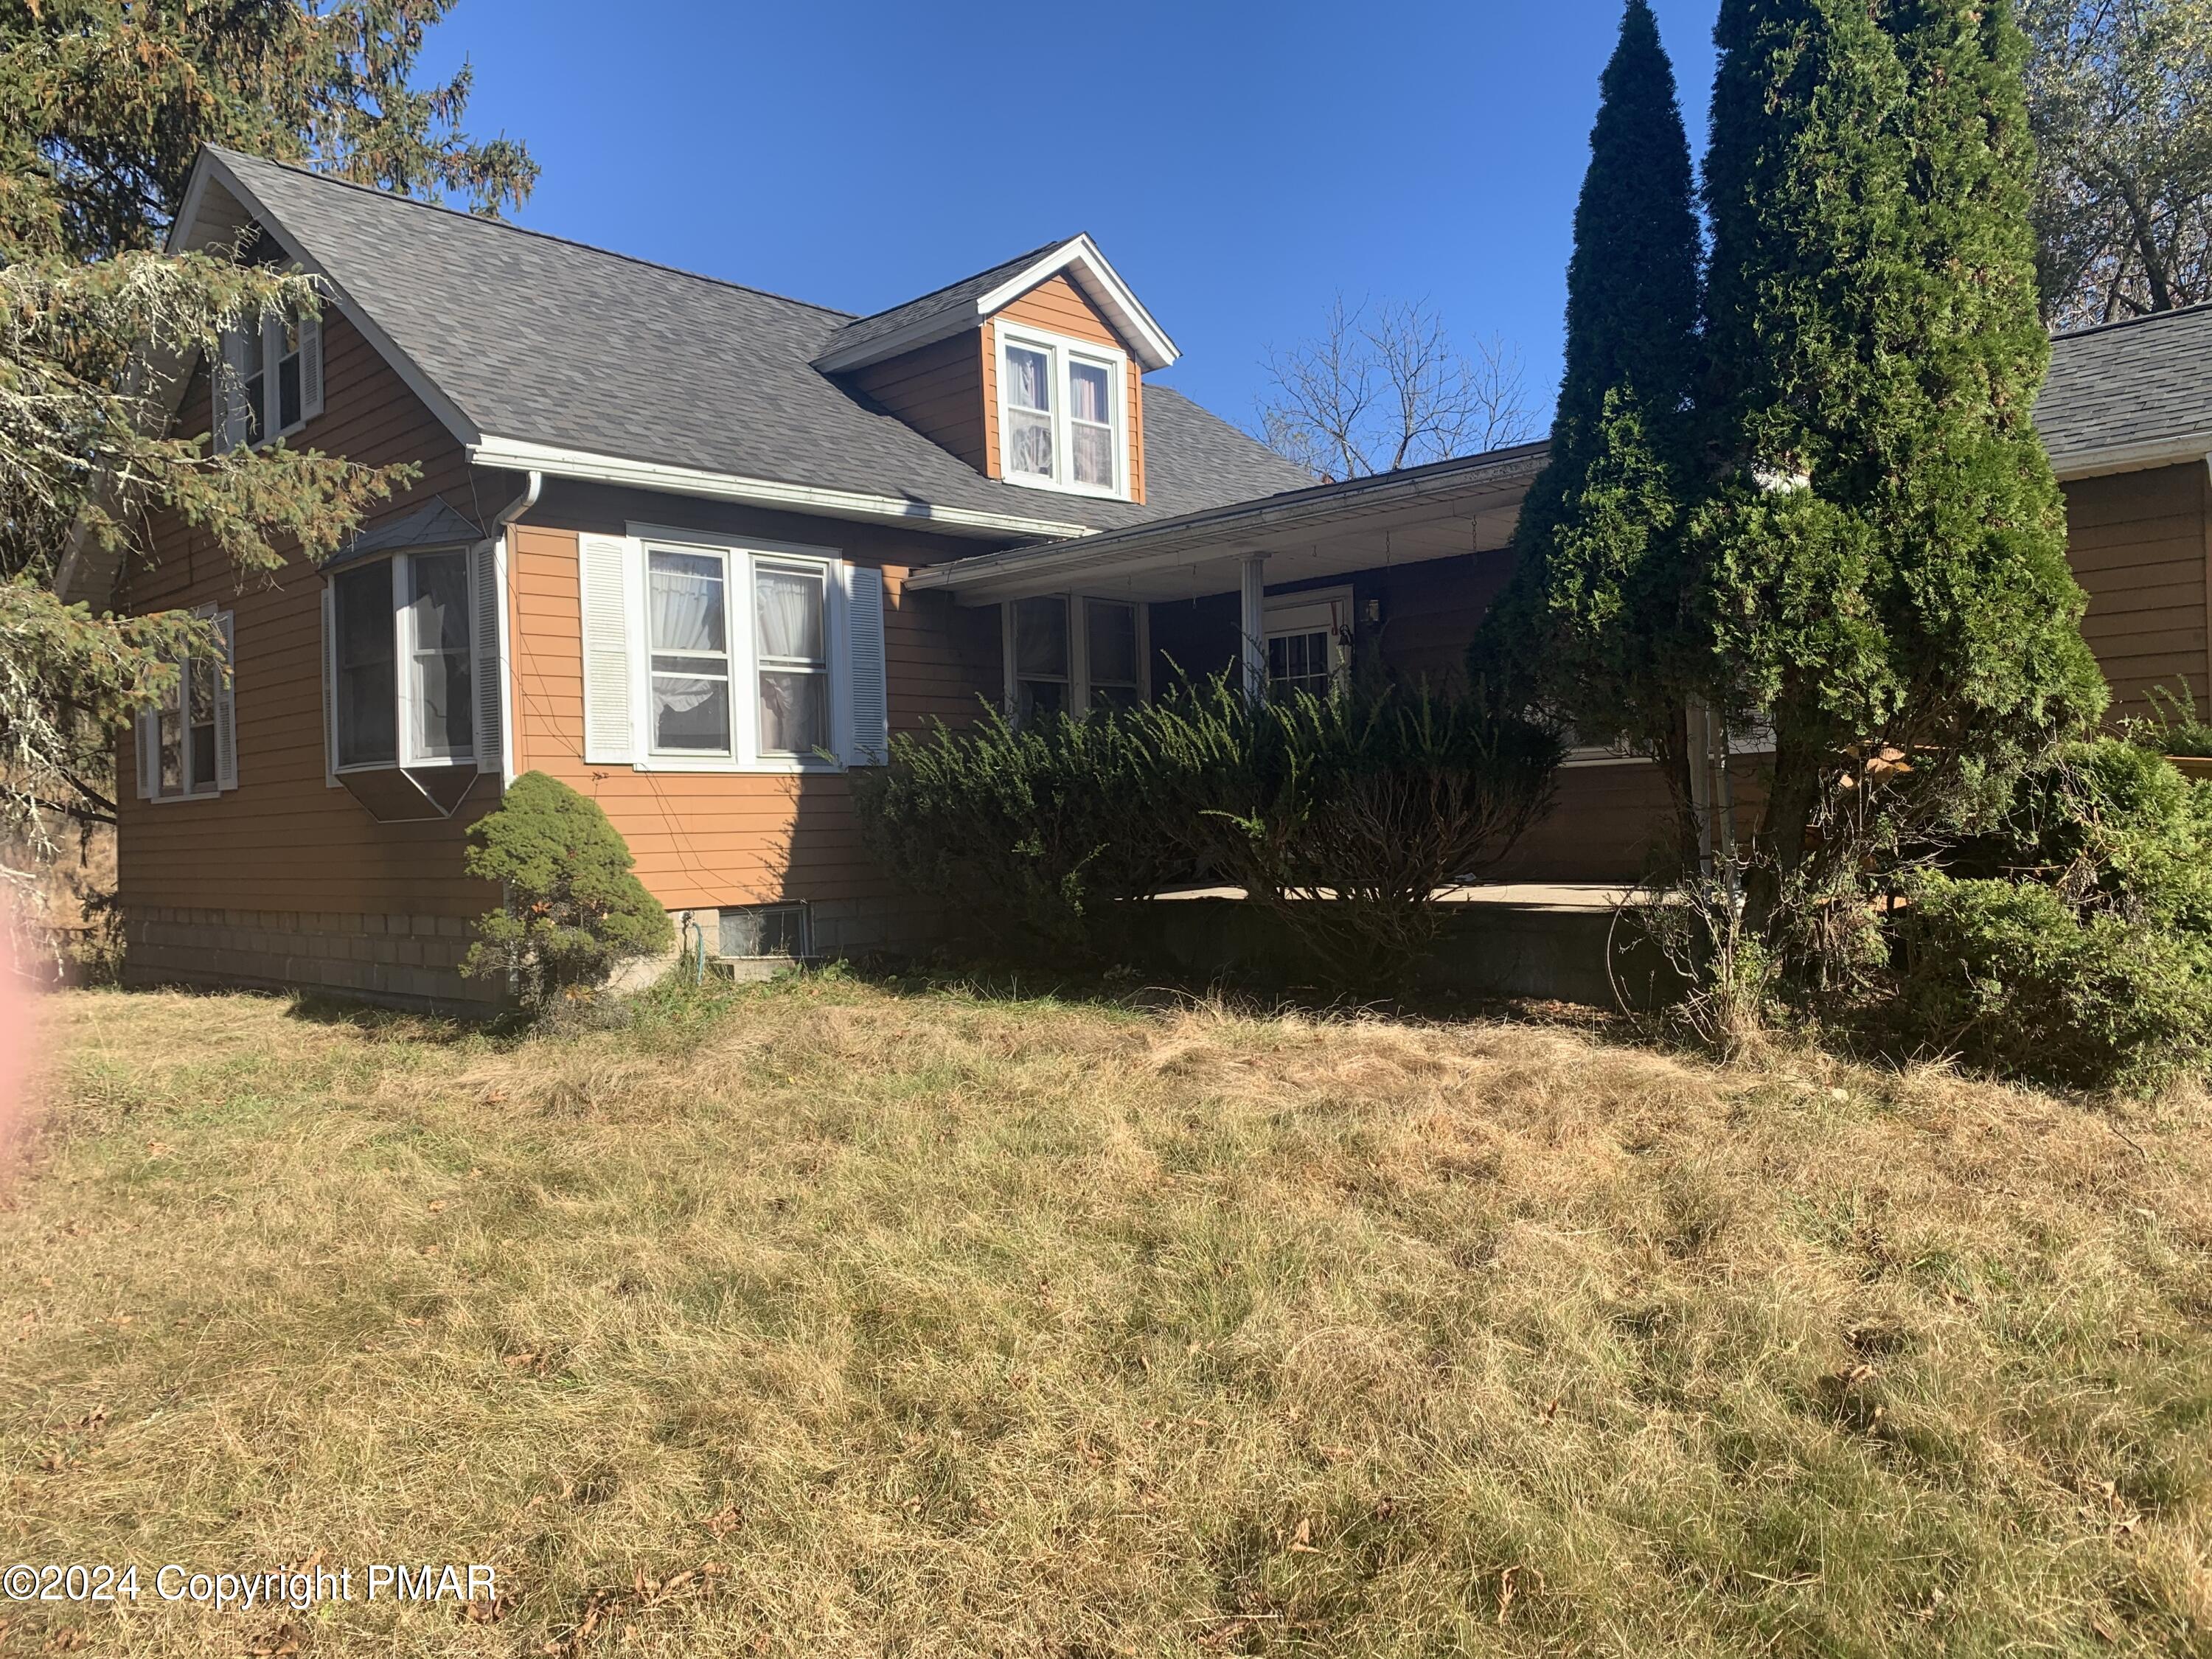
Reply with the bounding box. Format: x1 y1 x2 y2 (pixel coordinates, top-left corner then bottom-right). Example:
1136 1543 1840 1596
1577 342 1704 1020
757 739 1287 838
903 441 1549 604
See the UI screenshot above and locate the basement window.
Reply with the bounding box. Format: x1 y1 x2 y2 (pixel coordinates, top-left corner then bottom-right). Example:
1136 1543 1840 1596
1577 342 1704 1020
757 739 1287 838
719 903 809 960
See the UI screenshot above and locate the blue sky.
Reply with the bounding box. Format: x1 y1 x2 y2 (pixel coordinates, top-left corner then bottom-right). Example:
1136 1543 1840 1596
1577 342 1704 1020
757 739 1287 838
416 0 1722 437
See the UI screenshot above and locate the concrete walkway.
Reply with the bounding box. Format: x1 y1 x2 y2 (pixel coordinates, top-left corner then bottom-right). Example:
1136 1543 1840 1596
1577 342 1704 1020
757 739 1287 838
1153 881 1637 912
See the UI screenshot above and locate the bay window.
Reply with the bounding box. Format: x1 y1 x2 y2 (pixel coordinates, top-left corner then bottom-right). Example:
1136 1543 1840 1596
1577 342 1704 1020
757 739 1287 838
995 326 1127 498
324 542 502 821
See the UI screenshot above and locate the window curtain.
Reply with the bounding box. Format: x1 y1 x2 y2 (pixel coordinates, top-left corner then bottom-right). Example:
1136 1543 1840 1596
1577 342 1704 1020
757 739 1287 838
649 556 726 655
755 568 824 662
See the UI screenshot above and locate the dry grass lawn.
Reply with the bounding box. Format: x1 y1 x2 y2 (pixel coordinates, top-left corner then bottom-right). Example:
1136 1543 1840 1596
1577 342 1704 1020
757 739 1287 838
4 975 2211 1656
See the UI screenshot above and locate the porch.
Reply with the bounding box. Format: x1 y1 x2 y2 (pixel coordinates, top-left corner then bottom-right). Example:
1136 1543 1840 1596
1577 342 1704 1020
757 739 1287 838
905 442 1683 885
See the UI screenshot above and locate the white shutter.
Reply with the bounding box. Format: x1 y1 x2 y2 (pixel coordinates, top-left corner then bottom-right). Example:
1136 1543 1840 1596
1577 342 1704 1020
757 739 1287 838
579 533 637 765
134 710 155 799
470 539 504 776
320 581 340 786
213 611 238 791
299 307 324 423
220 324 254 451
844 564 889 766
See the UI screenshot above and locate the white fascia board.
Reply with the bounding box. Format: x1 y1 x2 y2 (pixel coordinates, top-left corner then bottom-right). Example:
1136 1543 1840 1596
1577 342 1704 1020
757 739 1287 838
975 235 1179 371
908 448 1548 599
183 150 483 452
2048 433 2212 481
815 235 1180 375
467 437 1096 541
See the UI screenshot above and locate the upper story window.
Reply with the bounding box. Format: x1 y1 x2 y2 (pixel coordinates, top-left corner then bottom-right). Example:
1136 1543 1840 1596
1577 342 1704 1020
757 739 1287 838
215 305 323 451
997 325 1127 498
134 608 237 802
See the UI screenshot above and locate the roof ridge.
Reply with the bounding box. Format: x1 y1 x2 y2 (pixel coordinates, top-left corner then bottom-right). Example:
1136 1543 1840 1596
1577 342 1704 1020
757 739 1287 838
831 235 1077 331
207 145 860 321
2051 299 2212 344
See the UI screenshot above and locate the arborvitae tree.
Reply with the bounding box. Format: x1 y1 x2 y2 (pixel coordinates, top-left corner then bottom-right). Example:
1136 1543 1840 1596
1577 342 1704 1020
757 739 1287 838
1472 0 1702 821
1695 0 2107 947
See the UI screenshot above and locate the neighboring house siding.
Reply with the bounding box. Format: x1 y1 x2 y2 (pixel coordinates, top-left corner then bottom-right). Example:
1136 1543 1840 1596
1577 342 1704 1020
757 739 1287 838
506 484 1002 941
2061 462 2210 715
115 310 501 1010
982 274 1147 503
844 331 990 473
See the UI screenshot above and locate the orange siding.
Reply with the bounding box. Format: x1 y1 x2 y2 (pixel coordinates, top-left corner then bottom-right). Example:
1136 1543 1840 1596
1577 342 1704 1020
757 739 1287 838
982 273 1147 503
116 311 498 919
844 330 988 472
507 486 1001 914
2060 463 2210 715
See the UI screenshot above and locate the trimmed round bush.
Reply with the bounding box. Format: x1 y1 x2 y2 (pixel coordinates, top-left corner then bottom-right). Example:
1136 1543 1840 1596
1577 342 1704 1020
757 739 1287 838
462 771 672 1008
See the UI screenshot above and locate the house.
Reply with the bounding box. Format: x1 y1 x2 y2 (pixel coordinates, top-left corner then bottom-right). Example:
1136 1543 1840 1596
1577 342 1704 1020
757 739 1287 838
63 148 2212 1012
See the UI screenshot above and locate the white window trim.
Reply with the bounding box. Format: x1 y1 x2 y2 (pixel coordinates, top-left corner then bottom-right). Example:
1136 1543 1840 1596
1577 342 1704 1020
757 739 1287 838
139 602 234 804
994 322 1131 501
1262 586 1352 698
1003 594 1150 718
325 546 479 776
626 524 853 776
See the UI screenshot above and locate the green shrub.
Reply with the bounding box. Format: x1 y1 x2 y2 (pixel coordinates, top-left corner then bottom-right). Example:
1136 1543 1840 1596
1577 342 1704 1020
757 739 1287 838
2124 682 2212 759
1883 740 2212 1093
852 706 1187 958
1891 872 2212 1096
462 771 673 1007
1131 677 1560 985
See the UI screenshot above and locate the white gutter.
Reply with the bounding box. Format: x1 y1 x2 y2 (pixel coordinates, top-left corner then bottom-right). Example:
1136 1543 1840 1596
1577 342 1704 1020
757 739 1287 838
908 443 1549 596
467 436 1093 542
2048 431 2212 481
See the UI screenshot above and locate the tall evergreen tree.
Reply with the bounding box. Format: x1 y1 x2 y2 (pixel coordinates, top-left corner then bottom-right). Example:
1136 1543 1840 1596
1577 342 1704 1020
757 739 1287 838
0 1 532 899
1695 0 2107 939
1472 0 1703 815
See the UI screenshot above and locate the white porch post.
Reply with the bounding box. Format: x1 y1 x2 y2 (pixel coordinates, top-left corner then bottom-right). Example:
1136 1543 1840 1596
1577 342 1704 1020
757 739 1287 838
1239 553 1267 704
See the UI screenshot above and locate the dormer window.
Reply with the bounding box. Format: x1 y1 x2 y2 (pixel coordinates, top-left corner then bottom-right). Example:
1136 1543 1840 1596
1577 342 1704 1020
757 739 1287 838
996 325 1127 498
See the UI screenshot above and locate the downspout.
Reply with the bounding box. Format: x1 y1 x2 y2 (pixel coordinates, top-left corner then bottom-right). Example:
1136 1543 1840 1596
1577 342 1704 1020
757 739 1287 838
488 470 540 787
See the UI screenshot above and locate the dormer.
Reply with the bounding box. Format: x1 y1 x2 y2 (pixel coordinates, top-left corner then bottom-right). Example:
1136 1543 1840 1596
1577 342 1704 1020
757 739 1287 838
815 235 1177 505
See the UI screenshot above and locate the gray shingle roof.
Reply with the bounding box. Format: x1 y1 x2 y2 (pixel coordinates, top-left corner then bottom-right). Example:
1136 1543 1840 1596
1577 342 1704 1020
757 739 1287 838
2039 303 2212 470
206 150 1311 534
814 240 1066 365
326 498 482 569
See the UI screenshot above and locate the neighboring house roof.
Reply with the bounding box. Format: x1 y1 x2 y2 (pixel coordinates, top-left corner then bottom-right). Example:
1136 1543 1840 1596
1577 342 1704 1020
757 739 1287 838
2039 303 2212 479
181 148 1303 541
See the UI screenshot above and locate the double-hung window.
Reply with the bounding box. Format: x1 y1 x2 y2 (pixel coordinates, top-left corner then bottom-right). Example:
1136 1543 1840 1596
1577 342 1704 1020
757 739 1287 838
215 304 323 451
648 550 733 754
1003 594 1148 722
580 529 888 774
754 561 830 757
996 325 1127 498
136 607 236 801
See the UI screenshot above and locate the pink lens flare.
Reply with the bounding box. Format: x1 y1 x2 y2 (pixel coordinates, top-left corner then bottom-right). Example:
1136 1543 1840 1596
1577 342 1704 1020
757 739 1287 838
0 894 35 1175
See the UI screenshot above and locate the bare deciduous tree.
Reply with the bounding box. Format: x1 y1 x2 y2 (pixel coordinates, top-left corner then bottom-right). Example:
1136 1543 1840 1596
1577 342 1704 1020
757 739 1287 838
1256 296 1537 482
2023 0 2212 325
